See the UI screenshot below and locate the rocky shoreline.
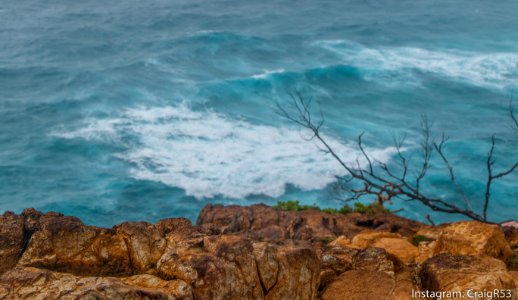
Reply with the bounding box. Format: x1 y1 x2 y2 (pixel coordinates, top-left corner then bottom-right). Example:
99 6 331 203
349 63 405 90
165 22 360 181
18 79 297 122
0 204 517 299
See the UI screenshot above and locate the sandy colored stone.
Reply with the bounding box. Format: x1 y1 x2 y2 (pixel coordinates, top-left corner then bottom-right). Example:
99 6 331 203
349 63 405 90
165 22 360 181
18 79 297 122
114 221 167 274
511 271 518 296
372 237 418 264
352 247 400 275
415 225 444 240
419 253 515 299
0 267 193 300
332 231 418 264
18 213 131 276
342 231 400 248
264 243 320 300
328 235 350 248
433 221 513 259
416 240 437 264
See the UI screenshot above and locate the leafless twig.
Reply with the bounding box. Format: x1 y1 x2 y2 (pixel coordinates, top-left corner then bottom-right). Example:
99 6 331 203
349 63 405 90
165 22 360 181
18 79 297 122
277 94 517 223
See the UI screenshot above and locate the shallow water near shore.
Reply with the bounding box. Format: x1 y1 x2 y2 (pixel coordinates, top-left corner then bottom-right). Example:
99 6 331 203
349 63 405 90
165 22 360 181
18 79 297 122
1 0 517 226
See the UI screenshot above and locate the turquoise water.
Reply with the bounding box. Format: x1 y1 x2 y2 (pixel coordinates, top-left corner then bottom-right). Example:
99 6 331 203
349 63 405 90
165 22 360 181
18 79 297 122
1 0 517 226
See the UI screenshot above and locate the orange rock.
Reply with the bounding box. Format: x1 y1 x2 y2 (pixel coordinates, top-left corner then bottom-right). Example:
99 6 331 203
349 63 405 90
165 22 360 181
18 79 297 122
321 270 414 300
197 204 423 242
433 221 513 259
0 212 24 275
332 231 419 264
18 211 132 276
419 253 515 298
0 267 193 300
511 271 518 295
416 240 437 264
372 237 419 265
352 247 400 275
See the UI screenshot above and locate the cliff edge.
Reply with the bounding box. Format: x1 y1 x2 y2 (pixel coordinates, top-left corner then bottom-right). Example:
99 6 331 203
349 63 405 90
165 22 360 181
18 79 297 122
0 204 517 299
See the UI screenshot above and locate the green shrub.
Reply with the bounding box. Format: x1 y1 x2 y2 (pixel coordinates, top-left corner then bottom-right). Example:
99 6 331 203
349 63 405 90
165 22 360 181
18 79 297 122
316 236 336 244
507 255 518 271
338 205 352 214
321 208 338 214
274 200 319 212
411 235 435 246
274 200 390 215
353 202 367 214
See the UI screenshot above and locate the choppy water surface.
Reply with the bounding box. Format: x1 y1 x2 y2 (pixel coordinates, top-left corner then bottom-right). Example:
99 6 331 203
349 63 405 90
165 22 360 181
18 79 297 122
1 0 517 225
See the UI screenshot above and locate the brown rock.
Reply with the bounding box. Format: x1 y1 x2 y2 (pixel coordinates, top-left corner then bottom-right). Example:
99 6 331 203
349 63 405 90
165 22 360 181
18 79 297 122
332 231 418 264
349 231 401 248
419 253 515 298
157 234 320 300
372 237 418 265
321 270 414 300
415 225 444 240
352 247 401 275
253 243 280 291
511 271 518 295
0 212 24 275
416 240 437 264
197 204 423 242
114 221 167 274
317 246 358 292
433 221 513 259
0 267 193 300
18 212 131 276
264 243 320 300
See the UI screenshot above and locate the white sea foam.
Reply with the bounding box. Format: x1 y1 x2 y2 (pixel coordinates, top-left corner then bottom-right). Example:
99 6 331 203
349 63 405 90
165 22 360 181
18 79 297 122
250 69 286 79
313 40 518 89
53 105 397 199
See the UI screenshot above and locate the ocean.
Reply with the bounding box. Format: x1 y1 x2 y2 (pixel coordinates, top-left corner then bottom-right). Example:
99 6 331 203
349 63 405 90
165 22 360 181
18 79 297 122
1 0 517 226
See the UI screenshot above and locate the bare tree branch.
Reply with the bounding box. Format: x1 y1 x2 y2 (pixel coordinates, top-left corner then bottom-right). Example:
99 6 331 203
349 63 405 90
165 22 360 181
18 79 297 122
511 101 518 130
433 133 472 211
277 93 517 223
483 136 518 220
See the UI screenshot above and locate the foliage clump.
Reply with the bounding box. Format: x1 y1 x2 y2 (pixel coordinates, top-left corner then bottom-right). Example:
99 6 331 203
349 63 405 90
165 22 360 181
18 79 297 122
274 200 391 215
507 255 518 271
411 235 435 246
274 200 319 211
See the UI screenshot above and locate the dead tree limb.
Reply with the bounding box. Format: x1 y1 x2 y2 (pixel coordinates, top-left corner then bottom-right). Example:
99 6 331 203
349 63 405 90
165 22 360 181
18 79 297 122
277 94 517 223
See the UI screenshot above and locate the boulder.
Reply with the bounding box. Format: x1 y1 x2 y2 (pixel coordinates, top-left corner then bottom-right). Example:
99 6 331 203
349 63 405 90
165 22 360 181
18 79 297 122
18 211 131 276
317 246 358 292
331 231 419 264
419 254 515 297
0 267 192 300
321 270 414 300
197 204 423 242
352 247 401 275
433 221 513 259
157 235 320 300
0 212 24 275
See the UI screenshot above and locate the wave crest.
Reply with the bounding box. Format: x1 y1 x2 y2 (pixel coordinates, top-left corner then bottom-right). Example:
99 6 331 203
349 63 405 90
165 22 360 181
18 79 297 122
313 40 518 89
52 105 397 199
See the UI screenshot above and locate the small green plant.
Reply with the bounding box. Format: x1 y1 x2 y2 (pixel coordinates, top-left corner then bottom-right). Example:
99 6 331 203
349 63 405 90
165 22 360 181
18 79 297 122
320 205 353 215
274 200 319 212
506 255 518 271
351 202 391 214
353 202 367 214
321 208 338 214
338 205 352 214
315 236 336 244
274 200 391 215
411 235 435 246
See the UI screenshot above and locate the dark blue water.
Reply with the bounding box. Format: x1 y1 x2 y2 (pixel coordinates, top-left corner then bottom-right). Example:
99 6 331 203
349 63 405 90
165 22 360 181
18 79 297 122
1 0 517 226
